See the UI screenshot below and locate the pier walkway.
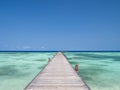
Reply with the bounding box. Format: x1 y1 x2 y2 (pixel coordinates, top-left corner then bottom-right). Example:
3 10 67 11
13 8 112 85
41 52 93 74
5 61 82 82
25 52 90 90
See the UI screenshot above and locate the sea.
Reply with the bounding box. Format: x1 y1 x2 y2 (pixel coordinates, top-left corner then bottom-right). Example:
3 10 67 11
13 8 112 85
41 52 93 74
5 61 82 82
0 51 120 90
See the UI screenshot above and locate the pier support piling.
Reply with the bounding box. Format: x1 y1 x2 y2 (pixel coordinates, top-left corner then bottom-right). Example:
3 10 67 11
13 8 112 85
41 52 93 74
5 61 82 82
75 64 78 72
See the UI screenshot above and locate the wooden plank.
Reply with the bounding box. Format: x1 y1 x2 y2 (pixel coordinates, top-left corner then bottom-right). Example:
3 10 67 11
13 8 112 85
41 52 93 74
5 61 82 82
24 52 90 90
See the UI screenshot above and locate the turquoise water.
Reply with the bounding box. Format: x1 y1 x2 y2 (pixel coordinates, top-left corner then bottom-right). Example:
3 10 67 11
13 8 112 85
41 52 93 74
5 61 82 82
65 52 120 90
0 52 120 90
0 52 55 90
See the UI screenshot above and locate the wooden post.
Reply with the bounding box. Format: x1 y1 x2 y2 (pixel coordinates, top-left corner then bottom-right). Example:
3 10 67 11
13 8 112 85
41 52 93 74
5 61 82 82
48 58 51 63
75 64 78 73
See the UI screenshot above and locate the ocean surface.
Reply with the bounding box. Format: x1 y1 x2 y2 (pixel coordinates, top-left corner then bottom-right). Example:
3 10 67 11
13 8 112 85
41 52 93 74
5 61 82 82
0 52 120 90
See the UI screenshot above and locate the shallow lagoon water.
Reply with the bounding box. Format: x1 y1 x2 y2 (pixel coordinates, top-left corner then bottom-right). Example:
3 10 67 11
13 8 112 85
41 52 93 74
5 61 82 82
65 52 120 90
0 52 55 90
0 52 120 90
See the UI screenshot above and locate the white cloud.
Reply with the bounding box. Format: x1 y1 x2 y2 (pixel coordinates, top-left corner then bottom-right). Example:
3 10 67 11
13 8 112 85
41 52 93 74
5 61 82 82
40 46 48 49
41 46 45 49
22 46 31 49
16 46 31 50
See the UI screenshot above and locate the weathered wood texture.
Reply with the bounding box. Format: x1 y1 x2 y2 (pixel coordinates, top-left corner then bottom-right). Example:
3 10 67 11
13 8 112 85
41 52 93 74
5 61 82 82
25 52 90 90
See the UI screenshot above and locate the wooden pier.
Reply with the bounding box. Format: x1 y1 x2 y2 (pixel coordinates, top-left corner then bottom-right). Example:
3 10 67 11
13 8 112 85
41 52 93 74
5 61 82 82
25 52 90 90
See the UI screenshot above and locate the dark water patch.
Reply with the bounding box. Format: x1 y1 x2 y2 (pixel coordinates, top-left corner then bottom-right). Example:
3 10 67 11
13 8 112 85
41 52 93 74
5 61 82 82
18 64 31 69
97 64 109 67
0 60 8 62
79 57 97 60
34 59 46 61
80 74 93 81
38 65 46 70
0 65 18 76
89 63 108 67
10 57 27 61
103 61 113 63
75 53 106 59
69 61 85 65
113 57 120 61
74 53 120 62
67 56 94 61
0 52 35 58
67 57 74 60
78 66 109 81
69 61 80 64
0 65 28 77
67 55 103 61
67 57 81 60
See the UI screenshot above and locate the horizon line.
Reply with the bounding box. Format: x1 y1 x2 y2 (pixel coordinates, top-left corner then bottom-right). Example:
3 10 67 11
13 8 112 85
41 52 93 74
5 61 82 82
0 50 120 52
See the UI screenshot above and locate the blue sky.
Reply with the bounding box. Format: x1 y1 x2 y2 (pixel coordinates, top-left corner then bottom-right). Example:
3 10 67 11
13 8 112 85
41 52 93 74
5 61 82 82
0 0 120 51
